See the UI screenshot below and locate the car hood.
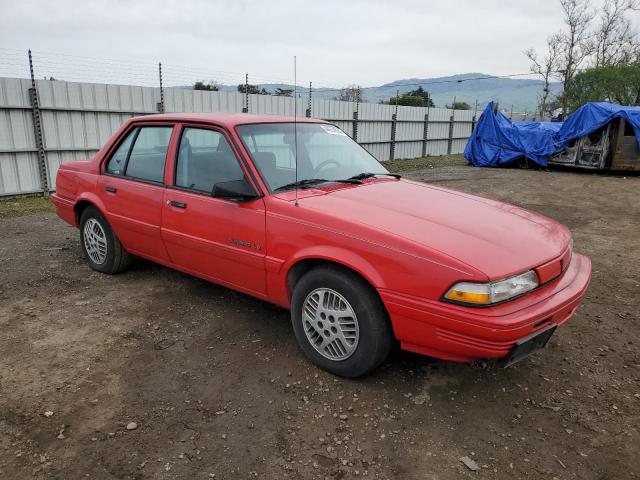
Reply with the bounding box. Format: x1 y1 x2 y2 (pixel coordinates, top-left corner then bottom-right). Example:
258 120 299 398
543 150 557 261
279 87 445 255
299 179 571 280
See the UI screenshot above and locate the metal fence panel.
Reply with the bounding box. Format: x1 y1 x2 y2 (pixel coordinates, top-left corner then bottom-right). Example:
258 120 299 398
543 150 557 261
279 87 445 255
0 77 475 196
0 108 35 150
426 140 450 156
362 143 390 162
358 121 392 144
0 152 41 195
332 120 353 138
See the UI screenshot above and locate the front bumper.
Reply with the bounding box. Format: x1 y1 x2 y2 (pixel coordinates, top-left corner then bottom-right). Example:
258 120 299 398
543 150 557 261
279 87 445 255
379 253 592 362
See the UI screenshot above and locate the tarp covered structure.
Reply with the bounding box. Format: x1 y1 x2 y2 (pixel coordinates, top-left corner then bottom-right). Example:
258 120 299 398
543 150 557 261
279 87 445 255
464 101 640 167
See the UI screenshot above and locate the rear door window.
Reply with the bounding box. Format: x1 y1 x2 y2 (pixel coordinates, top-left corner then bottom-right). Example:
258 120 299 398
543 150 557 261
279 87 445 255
125 127 173 183
105 126 174 183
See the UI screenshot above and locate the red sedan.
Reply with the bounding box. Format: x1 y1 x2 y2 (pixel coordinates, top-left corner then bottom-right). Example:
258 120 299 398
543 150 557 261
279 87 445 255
51 113 591 377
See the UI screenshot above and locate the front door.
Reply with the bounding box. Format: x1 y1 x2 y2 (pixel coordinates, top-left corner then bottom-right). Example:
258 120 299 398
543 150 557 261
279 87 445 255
161 125 267 297
97 124 175 262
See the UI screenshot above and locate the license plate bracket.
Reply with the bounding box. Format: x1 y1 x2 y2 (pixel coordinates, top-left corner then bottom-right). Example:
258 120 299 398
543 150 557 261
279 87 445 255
499 324 557 368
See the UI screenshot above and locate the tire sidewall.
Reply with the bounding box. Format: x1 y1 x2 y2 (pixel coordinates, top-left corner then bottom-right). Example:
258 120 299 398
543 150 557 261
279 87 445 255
291 267 392 378
80 207 117 273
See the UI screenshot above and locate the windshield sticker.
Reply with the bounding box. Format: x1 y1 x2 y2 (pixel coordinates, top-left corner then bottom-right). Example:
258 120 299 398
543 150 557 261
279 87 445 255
321 125 347 136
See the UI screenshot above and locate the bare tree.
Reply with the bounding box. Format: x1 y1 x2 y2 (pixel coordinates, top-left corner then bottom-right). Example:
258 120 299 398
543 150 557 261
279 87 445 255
337 85 362 102
525 33 563 118
557 0 596 115
527 0 640 114
592 0 640 67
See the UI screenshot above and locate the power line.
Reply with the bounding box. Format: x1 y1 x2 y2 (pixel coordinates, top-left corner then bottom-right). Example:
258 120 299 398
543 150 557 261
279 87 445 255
0 48 554 111
0 48 546 90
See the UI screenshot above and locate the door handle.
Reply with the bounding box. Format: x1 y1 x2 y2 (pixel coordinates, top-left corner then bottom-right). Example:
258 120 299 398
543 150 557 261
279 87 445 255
105 186 117 193
168 200 187 209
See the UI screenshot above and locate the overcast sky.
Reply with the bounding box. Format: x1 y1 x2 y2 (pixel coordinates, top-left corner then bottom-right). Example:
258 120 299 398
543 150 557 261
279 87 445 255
0 0 637 88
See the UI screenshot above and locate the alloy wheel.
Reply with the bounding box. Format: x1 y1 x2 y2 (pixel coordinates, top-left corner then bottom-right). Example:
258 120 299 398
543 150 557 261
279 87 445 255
83 218 108 265
302 287 360 361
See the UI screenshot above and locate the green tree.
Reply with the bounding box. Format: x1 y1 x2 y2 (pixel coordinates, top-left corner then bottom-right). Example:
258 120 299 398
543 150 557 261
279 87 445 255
384 87 435 107
567 63 640 110
406 86 435 107
237 84 269 95
193 80 219 91
446 101 471 110
274 87 293 97
386 94 425 107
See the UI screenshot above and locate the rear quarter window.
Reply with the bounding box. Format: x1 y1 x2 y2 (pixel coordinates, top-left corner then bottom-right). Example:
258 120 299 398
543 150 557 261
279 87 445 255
106 129 136 175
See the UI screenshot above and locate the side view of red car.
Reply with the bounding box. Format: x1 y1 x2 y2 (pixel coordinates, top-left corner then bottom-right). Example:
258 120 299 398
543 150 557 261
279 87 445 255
51 113 592 377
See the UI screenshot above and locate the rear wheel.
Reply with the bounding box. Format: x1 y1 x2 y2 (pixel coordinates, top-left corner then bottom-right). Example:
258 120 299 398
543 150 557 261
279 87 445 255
291 266 393 377
79 206 131 274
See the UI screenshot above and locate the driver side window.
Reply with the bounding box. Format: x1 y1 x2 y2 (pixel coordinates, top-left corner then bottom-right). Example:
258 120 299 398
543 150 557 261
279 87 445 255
175 127 244 193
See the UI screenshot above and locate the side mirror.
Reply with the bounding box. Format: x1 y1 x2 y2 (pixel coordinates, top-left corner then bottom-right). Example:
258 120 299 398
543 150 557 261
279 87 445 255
212 179 258 202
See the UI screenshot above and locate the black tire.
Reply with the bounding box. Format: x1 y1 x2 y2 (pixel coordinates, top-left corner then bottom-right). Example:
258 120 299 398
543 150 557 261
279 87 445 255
518 157 530 169
79 206 131 274
291 265 393 378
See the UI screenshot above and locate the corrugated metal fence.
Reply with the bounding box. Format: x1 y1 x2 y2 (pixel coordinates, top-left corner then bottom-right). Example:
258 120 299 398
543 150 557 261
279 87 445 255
0 77 475 196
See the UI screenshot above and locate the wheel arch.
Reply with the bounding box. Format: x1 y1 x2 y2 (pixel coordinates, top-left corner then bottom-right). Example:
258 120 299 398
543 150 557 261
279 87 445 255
73 193 107 226
286 255 397 376
285 253 385 305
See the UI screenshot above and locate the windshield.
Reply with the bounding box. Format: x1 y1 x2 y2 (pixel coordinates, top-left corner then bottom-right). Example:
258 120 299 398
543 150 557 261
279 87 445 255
236 123 389 191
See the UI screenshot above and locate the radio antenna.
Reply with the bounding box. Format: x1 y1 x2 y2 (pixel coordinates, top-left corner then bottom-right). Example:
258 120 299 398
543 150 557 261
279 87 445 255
293 55 299 207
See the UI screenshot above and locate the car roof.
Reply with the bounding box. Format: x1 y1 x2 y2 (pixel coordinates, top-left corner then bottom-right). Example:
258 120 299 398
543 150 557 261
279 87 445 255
131 112 330 127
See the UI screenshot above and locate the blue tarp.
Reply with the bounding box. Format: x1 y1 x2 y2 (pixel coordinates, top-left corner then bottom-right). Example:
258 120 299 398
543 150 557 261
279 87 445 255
464 101 640 167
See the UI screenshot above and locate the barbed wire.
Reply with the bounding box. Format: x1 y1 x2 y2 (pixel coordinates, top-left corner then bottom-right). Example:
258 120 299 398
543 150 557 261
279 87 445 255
0 47 558 110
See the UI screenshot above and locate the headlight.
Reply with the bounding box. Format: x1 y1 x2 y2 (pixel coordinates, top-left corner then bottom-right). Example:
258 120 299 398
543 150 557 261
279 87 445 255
444 270 539 306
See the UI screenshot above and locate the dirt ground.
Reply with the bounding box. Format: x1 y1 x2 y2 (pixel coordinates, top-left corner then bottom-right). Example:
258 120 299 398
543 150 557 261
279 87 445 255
1 163 639 480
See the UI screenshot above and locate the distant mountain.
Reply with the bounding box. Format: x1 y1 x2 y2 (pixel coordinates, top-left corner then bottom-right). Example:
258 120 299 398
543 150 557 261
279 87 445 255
189 73 561 113
370 73 562 112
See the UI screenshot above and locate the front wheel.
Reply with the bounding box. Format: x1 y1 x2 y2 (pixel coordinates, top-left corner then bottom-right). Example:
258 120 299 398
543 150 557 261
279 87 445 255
79 206 131 274
291 266 393 377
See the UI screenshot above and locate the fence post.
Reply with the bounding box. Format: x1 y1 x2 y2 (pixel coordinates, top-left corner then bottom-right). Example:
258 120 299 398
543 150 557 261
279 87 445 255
447 112 455 155
28 49 50 195
352 87 360 142
390 113 397 160
242 73 249 113
390 93 398 160
421 110 430 157
157 62 165 113
352 111 359 142
306 81 312 118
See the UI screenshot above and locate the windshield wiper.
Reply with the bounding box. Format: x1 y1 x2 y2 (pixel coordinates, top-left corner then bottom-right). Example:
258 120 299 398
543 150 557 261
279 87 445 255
346 172 401 181
274 177 361 192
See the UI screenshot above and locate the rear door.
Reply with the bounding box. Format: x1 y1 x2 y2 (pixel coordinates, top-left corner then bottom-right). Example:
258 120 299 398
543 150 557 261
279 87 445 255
161 124 267 297
97 124 175 262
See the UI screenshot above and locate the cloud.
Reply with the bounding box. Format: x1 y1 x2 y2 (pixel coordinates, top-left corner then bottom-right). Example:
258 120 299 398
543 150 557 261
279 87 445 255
0 0 637 87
